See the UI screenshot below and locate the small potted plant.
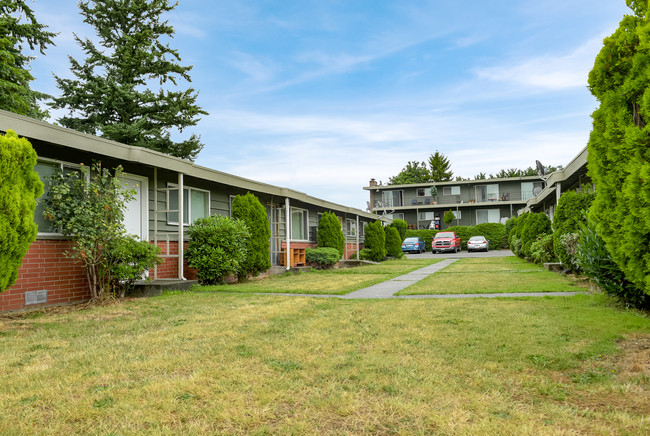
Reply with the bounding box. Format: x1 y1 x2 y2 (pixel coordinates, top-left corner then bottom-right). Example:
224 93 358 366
429 185 438 204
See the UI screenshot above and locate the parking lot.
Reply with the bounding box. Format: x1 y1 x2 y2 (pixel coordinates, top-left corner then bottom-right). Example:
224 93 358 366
405 249 515 259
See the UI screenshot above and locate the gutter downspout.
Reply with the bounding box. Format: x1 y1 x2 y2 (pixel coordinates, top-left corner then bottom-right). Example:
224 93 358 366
178 172 185 280
285 197 291 271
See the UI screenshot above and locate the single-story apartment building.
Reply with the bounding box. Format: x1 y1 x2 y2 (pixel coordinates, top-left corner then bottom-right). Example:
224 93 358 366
0 109 386 312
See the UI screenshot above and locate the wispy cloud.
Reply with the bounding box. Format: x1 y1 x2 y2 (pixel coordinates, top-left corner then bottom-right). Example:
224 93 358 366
473 37 604 90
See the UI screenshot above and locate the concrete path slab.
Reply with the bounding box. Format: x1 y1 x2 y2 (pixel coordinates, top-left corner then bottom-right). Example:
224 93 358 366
397 291 587 299
340 259 458 299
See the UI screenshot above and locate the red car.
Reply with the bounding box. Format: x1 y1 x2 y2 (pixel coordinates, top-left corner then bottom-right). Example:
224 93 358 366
432 231 461 253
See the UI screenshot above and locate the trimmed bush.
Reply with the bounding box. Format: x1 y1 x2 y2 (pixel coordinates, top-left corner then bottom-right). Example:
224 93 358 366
384 226 403 258
577 221 648 309
405 223 507 252
185 215 250 285
231 192 271 279
107 236 162 297
559 232 580 271
317 211 345 258
306 247 340 269
390 218 408 242
529 234 556 264
552 190 594 270
0 130 44 292
519 213 551 258
363 221 386 262
443 210 456 226
359 248 373 261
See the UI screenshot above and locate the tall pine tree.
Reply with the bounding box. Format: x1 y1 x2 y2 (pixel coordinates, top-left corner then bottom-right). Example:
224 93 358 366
0 1 56 119
51 0 207 161
428 150 453 182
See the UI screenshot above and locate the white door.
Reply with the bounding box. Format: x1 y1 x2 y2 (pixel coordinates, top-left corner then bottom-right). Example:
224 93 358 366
121 174 149 241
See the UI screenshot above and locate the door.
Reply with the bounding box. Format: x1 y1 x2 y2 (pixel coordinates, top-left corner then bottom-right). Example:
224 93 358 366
121 174 149 241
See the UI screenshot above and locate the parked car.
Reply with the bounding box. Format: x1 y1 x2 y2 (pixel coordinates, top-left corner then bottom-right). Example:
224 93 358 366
432 231 461 253
467 236 489 252
402 237 426 254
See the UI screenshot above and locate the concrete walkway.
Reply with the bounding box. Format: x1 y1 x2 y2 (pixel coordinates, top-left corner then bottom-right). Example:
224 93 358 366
339 259 458 299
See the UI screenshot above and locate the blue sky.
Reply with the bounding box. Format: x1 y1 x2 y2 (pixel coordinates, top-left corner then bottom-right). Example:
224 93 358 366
29 0 629 210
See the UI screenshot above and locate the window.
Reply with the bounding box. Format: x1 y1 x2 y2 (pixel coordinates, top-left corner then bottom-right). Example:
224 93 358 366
416 188 426 197
443 186 461 196
167 184 210 225
290 208 308 240
381 190 403 207
361 222 367 237
476 209 500 224
452 210 462 219
34 159 84 234
475 184 499 202
385 213 404 221
419 211 435 221
346 219 356 237
521 182 543 201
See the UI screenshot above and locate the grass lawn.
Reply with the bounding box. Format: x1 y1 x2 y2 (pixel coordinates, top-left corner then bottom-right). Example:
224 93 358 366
398 257 587 295
197 258 443 295
0 292 648 434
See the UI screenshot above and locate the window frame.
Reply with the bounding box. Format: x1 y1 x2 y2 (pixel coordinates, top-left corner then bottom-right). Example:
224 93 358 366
443 186 461 196
346 218 357 237
289 207 309 241
416 188 426 197
476 208 500 224
166 183 211 226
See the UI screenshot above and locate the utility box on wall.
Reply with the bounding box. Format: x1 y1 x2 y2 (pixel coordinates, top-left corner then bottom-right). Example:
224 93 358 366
25 290 47 305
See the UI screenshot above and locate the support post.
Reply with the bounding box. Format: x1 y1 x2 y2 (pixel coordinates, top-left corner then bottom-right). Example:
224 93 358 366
285 197 291 270
356 215 360 260
178 172 185 280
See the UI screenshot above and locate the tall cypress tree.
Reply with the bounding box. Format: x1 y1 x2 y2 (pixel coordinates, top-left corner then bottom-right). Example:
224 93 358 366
428 150 453 182
51 0 207 161
0 1 56 119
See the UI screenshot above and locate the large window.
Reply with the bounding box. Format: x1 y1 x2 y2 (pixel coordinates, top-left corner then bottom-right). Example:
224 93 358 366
290 208 309 240
346 219 357 237
419 211 435 221
521 182 543 201
381 190 403 207
443 186 461 196
476 209 500 224
385 213 404 221
34 159 83 234
167 184 210 225
475 184 499 202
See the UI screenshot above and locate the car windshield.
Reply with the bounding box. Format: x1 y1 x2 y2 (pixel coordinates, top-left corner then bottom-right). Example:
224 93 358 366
469 236 486 242
403 238 419 243
435 232 454 238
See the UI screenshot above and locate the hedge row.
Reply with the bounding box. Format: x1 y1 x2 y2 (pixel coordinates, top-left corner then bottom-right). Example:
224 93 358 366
404 223 506 251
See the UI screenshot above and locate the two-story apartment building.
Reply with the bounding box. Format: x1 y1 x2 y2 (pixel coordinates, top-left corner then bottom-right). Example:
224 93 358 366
364 176 545 229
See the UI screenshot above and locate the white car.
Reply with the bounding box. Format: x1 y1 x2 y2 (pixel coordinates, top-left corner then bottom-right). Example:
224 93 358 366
467 236 489 252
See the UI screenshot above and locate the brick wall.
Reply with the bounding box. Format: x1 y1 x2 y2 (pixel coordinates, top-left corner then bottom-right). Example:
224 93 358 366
0 240 89 312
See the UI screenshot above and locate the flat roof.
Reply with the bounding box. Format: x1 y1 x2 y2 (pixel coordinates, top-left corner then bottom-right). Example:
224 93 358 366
0 110 381 220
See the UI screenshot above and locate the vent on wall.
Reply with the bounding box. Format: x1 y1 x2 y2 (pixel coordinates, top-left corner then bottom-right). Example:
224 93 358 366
25 290 47 305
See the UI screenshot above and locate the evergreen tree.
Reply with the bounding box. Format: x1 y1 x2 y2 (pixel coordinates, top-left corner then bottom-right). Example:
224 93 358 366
384 226 403 258
428 151 453 181
317 211 345 258
0 1 55 119
363 221 386 262
51 0 207 161
587 0 650 295
232 193 271 279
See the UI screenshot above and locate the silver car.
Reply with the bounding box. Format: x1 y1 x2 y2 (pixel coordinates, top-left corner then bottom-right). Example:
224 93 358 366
467 236 489 252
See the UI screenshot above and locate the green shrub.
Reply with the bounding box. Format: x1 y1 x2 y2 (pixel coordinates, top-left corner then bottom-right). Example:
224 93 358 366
511 238 523 257
317 211 345 258
577 221 648 309
443 210 456 226
43 162 147 300
185 215 250 285
390 218 408 242
472 223 507 250
231 192 271 279
587 3 650 297
0 130 43 292
552 190 595 270
108 236 162 297
505 216 518 242
559 232 580 271
520 213 551 258
384 226 403 258
404 229 437 251
359 248 373 261
306 247 340 269
363 221 386 261
529 234 556 264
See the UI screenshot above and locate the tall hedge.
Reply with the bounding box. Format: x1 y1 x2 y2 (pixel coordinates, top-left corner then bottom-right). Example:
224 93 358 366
317 211 344 258
404 223 507 251
390 218 408 242
552 190 595 269
364 220 386 261
384 226 403 258
520 212 552 258
231 192 271 278
586 2 650 295
0 130 43 292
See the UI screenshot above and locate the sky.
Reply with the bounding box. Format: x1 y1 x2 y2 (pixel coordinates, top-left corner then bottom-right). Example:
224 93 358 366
27 0 630 211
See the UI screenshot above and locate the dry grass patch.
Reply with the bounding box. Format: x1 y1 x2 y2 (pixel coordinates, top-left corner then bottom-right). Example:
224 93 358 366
0 293 648 434
399 257 587 295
